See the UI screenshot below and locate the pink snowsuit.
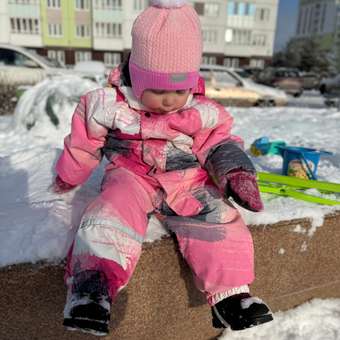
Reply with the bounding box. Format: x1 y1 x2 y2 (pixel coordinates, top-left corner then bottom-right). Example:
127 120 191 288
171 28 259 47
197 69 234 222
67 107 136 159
56 67 255 305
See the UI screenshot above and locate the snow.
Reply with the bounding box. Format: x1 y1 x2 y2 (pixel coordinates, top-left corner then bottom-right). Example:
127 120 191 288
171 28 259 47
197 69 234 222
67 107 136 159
219 298 340 340
0 80 339 268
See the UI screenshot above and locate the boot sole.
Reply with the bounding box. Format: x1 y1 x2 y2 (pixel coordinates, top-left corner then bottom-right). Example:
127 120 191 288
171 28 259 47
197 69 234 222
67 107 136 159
70 302 110 321
63 317 109 336
212 305 273 330
231 313 274 330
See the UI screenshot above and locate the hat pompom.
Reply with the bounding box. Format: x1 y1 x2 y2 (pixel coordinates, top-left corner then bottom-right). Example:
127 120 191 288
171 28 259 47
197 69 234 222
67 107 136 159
150 0 187 8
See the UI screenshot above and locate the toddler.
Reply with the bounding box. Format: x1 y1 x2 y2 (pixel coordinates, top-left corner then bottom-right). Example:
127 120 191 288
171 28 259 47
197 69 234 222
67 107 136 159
54 0 273 336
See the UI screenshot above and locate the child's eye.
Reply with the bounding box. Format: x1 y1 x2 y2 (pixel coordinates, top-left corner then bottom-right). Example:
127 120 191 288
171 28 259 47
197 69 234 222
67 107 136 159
176 90 189 95
151 90 166 95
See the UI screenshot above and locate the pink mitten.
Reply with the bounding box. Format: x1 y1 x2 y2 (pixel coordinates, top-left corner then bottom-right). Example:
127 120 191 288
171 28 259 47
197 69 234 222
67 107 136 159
52 175 76 194
225 170 263 212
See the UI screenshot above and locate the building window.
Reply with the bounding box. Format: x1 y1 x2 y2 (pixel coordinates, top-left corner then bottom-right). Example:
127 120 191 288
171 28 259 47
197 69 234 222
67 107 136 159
225 29 251 45
227 2 235 15
47 50 65 65
34 19 39 33
320 3 327 33
10 17 40 34
194 2 220 17
256 8 270 21
245 3 255 16
48 23 63 37
225 28 233 43
95 22 122 38
202 56 217 65
47 0 61 8
94 0 122 10
133 0 147 11
250 58 264 68
202 29 218 43
75 51 92 63
76 25 91 37
238 2 246 15
224 57 239 68
303 8 308 34
8 0 40 4
10 18 15 31
204 3 220 17
252 34 266 46
104 52 121 66
228 2 256 16
297 8 303 34
75 0 90 10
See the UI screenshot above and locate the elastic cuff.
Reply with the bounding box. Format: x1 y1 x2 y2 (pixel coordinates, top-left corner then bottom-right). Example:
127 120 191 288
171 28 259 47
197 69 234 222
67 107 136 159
209 285 250 305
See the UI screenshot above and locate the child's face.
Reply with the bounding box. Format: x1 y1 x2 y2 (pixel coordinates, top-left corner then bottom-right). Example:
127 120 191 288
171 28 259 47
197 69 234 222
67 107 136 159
141 89 190 114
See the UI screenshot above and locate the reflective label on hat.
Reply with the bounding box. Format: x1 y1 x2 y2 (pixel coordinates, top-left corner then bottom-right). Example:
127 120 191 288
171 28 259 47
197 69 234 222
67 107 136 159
170 73 188 82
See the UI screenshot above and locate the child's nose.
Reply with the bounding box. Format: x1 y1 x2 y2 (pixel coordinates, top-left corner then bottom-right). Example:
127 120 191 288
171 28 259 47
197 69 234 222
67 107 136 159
163 94 175 107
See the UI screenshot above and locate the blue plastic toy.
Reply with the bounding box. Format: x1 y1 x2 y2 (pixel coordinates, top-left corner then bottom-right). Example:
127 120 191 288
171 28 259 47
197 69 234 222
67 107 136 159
250 137 333 180
250 136 286 156
278 146 332 180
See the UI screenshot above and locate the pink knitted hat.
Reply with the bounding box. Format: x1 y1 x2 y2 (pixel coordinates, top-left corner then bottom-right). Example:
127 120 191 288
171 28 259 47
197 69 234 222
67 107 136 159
129 0 202 98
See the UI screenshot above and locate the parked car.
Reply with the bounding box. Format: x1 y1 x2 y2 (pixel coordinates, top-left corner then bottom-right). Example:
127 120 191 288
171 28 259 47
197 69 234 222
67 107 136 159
319 73 340 95
73 61 109 85
0 44 71 86
300 72 320 90
243 66 263 81
200 64 288 107
257 67 304 97
0 44 107 87
230 67 253 79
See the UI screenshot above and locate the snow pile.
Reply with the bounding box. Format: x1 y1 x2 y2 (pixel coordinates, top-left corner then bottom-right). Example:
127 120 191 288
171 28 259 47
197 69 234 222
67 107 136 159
13 75 99 146
0 81 340 267
0 77 101 266
219 298 340 340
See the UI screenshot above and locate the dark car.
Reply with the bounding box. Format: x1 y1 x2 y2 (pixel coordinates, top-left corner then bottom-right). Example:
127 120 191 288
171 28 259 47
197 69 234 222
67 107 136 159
257 67 304 97
319 73 340 95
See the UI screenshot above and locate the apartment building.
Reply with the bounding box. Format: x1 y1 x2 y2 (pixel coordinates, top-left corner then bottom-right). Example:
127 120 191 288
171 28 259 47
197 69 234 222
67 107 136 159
0 1 9 44
295 0 340 69
41 0 93 65
1 0 279 68
295 0 338 48
91 0 123 67
196 0 279 68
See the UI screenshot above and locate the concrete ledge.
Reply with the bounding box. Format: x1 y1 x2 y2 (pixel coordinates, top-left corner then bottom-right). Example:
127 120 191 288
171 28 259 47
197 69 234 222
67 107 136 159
1 212 340 340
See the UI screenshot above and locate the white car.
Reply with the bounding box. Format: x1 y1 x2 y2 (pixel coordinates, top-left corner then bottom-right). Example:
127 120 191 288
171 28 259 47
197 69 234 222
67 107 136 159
0 44 73 86
73 61 109 86
200 64 288 107
0 44 107 87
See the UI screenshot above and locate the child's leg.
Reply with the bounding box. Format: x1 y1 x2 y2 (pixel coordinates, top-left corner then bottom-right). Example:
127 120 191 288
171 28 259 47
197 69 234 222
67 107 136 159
164 185 254 302
63 168 157 334
164 185 272 330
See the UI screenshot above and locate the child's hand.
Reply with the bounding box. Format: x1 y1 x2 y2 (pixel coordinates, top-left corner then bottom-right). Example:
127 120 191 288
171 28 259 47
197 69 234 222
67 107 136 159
225 170 263 212
52 175 76 194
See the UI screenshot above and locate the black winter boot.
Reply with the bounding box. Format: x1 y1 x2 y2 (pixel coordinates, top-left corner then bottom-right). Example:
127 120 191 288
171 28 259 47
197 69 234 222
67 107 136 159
211 293 273 331
63 270 112 336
